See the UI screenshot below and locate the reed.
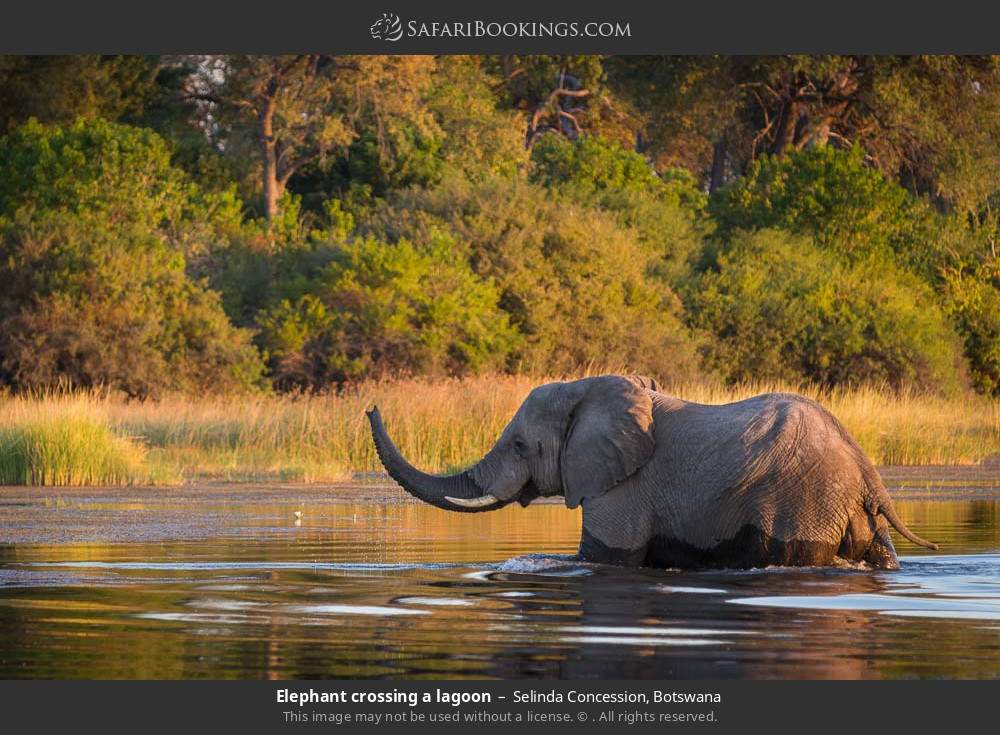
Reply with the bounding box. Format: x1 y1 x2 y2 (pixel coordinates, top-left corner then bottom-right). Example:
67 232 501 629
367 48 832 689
0 397 163 485
0 376 996 485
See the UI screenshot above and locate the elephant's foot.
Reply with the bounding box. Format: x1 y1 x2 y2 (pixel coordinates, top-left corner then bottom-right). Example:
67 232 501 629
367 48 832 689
839 512 900 570
862 524 900 570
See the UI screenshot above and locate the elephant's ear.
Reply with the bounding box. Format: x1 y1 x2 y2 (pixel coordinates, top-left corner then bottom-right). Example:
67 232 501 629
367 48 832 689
623 374 661 393
560 376 656 509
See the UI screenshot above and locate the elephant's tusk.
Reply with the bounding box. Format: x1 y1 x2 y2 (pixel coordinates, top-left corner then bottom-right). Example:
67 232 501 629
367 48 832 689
444 494 499 508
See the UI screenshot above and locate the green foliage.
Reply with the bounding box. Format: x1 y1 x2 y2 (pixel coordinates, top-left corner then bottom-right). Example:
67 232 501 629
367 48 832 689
293 56 526 209
0 56 160 133
688 230 965 392
424 57 526 179
367 174 703 382
0 117 187 225
530 134 708 215
531 134 665 194
708 145 1000 393
606 56 1000 213
194 55 442 217
0 119 265 397
1 57 999 401
256 230 518 389
941 255 1000 396
0 117 244 255
530 135 709 283
0 212 266 397
711 146 939 269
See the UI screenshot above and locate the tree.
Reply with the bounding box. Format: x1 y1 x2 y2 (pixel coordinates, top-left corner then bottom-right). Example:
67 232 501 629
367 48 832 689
529 134 709 284
0 119 264 396
0 117 243 255
365 174 704 383
288 56 527 210
0 55 160 133
420 56 526 179
256 230 518 389
687 229 965 392
941 252 1000 396
608 55 1000 207
483 55 646 151
183 55 437 220
709 145 939 268
0 211 265 397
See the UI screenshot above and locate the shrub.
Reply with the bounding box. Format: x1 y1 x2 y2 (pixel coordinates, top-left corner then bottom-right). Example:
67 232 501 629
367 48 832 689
0 117 265 397
0 117 243 250
0 216 263 396
0 212 266 397
531 134 669 195
255 230 519 389
687 229 966 392
530 135 709 284
708 145 999 393
710 145 941 272
942 255 1000 396
365 174 704 383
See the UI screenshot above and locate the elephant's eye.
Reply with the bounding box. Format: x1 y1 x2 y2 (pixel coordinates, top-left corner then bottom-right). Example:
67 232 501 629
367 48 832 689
513 438 528 457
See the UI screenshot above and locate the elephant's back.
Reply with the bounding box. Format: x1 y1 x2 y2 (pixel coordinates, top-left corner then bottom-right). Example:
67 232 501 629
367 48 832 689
658 392 861 549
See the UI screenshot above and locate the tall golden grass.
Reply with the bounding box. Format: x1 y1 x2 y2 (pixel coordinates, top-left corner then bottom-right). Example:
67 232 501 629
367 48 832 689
0 398 166 485
0 375 997 485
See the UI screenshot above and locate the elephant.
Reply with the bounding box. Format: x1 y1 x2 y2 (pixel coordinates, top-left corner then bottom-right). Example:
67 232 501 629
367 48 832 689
366 375 938 570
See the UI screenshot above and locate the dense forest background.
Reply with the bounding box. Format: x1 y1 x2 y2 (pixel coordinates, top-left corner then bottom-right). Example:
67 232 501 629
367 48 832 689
0 55 997 399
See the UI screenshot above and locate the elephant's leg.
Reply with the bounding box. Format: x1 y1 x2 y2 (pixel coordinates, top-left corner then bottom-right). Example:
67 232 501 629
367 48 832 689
838 512 872 562
838 511 900 570
577 527 649 566
863 516 900 570
576 491 652 567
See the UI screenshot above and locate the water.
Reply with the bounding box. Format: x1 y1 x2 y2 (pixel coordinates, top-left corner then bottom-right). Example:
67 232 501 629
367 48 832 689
1 469 999 679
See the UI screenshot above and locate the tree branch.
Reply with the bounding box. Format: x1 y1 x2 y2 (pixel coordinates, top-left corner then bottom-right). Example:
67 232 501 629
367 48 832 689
183 91 256 113
277 149 324 186
558 110 583 137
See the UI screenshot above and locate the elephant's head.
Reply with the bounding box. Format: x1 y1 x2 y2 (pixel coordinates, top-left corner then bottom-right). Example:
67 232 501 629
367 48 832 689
367 375 658 512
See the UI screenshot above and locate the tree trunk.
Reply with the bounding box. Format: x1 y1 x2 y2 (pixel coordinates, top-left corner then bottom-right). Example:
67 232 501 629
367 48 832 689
805 119 831 148
770 99 800 157
258 99 280 221
262 154 279 221
709 140 727 193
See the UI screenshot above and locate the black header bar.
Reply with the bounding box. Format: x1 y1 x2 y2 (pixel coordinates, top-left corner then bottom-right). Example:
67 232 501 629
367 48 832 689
3 0 1000 54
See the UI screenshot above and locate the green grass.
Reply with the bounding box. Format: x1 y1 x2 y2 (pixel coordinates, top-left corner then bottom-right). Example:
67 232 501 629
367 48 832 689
0 398 174 485
0 376 997 486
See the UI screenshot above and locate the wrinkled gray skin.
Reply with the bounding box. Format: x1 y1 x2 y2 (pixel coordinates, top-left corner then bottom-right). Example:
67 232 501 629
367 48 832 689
367 375 938 570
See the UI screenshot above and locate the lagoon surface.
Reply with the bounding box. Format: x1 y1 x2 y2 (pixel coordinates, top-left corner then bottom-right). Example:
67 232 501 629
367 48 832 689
1 467 999 679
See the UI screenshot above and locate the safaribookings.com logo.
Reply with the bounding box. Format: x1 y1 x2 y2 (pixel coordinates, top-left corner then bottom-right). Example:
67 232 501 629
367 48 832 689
369 13 631 41
370 13 404 41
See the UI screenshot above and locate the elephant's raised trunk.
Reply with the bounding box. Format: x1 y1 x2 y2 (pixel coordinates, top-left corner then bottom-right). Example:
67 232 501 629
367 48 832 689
366 407 506 513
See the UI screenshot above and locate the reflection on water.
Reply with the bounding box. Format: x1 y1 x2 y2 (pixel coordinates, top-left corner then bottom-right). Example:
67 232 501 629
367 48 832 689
0 479 999 679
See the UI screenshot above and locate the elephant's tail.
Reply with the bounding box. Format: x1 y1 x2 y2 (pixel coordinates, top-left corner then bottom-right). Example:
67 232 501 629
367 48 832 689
864 470 939 550
878 501 939 550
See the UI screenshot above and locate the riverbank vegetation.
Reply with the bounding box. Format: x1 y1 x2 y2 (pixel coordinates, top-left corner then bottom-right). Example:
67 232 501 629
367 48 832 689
0 377 996 485
1 56 999 484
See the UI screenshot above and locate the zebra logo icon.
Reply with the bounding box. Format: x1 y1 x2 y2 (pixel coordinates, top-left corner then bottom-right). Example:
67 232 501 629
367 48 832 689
370 13 404 41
